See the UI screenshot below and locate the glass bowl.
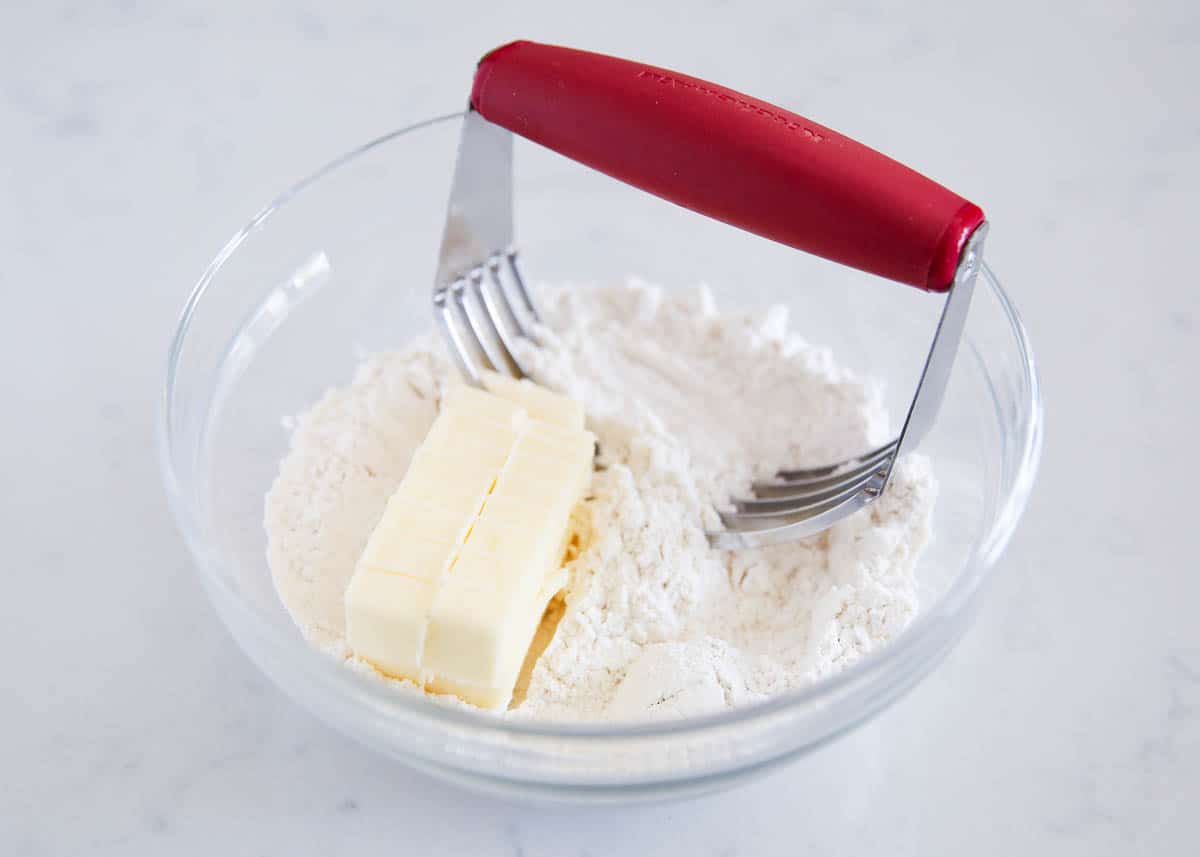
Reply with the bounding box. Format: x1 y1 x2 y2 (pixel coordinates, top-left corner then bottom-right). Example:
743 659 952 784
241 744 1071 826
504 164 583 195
160 112 1042 803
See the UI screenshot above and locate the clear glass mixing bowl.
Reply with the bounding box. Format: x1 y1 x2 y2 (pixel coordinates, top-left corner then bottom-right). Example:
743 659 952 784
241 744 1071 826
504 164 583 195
160 113 1042 803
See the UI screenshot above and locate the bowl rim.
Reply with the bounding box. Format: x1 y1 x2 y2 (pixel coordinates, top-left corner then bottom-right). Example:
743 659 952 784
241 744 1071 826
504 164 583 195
159 111 1044 741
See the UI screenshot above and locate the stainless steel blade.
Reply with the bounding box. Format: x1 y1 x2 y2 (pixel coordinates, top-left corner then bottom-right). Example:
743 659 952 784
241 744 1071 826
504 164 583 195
882 223 988 491
434 110 514 288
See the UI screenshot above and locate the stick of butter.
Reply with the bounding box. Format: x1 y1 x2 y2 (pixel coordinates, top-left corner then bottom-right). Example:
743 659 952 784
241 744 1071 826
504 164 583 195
481 370 585 430
422 424 594 708
344 378 593 710
344 387 526 684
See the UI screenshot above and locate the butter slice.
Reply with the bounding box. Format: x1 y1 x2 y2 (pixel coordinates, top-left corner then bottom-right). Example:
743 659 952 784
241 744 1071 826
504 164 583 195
482 371 585 430
511 422 595 500
422 424 593 710
358 499 467 580
345 378 592 708
344 400 524 683
441 383 531 430
344 572 437 681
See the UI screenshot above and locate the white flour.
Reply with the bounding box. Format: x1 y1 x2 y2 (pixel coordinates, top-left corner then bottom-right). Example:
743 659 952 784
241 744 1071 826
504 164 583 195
265 280 936 721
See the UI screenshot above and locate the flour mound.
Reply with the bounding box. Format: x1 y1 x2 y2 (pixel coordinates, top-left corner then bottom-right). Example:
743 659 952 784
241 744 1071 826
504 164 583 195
265 280 936 722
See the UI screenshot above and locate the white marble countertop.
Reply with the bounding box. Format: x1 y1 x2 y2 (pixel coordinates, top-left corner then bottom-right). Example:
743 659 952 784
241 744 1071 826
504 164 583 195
3 2 1197 854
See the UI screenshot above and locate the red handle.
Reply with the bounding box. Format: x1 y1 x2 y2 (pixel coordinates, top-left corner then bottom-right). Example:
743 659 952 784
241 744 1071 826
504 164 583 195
471 41 984 293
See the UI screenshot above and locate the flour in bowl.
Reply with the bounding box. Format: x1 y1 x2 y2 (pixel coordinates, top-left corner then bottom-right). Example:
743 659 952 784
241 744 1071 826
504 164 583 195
265 279 935 721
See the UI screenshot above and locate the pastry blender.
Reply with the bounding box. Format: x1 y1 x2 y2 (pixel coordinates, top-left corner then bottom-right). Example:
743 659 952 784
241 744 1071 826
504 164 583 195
431 41 987 549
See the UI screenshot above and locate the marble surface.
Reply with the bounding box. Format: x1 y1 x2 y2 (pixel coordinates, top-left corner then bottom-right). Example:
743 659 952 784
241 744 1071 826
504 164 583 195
3 1 1197 854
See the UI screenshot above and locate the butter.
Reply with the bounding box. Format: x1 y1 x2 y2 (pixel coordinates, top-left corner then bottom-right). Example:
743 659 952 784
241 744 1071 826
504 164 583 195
344 379 594 708
440 382 530 430
482 370 585 430
344 395 524 682
358 499 466 579
422 428 591 708
344 571 436 681
509 422 595 500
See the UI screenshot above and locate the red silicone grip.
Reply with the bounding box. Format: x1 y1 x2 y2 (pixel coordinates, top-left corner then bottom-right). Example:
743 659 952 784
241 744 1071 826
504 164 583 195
471 41 984 292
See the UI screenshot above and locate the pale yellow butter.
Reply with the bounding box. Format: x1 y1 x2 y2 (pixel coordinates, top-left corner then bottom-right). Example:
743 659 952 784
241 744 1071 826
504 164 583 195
482 370 585 430
422 506 564 703
359 498 467 578
440 382 530 430
344 571 437 681
422 425 593 709
344 378 593 708
424 571 566 710
344 399 524 683
504 422 595 502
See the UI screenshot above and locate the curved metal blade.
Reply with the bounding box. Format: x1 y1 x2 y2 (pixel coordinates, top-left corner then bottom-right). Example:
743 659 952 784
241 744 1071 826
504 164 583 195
434 110 513 289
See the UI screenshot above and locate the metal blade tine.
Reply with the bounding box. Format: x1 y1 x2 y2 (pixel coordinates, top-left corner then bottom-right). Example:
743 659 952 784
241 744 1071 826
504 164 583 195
732 462 890 514
754 445 896 498
504 249 542 326
434 287 483 386
707 482 881 550
450 278 497 375
485 257 533 341
719 471 886 529
466 269 523 378
769 438 898 484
